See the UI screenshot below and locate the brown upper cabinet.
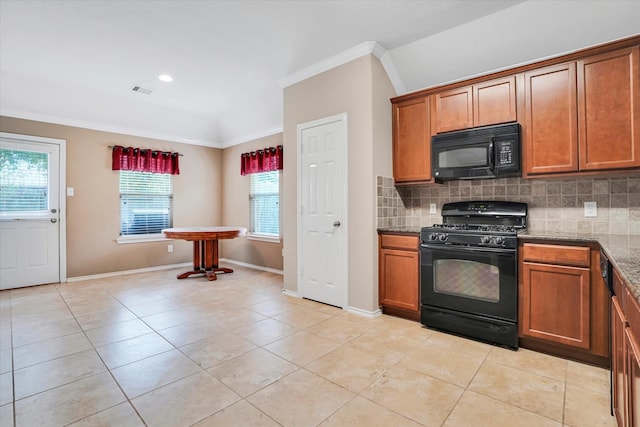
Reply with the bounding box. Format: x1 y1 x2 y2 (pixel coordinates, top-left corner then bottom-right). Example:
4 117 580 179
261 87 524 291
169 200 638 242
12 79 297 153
523 46 640 177
578 47 640 171
433 76 517 133
391 36 639 184
523 63 579 175
392 96 432 183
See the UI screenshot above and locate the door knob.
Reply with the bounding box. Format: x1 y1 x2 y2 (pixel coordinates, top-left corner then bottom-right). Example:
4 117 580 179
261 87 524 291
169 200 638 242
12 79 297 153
51 218 57 223
333 221 341 227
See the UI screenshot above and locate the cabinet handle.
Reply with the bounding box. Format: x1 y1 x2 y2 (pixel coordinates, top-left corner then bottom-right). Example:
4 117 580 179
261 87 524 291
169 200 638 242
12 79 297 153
488 139 495 171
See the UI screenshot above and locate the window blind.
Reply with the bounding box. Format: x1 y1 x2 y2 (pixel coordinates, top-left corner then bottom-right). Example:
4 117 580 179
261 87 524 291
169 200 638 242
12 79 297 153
250 171 279 236
120 171 172 236
0 149 48 212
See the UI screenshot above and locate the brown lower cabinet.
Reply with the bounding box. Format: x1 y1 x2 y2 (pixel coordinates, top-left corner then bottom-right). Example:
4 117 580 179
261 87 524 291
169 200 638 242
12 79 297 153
612 266 640 427
613 295 628 426
519 241 609 367
625 327 640 427
378 232 420 321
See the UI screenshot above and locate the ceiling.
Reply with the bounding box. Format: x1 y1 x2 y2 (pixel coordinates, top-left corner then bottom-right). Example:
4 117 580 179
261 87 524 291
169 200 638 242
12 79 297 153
0 0 525 148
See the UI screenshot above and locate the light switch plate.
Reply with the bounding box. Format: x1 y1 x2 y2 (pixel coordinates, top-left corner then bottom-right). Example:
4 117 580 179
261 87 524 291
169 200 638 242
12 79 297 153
66 187 74 196
584 201 597 217
430 203 437 214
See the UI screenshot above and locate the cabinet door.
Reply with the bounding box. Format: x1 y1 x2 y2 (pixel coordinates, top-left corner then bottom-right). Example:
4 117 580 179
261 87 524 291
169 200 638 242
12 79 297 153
613 296 629 427
379 248 419 312
473 76 517 127
433 86 473 133
578 46 640 171
392 97 431 183
523 63 579 175
626 328 640 427
521 262 590 349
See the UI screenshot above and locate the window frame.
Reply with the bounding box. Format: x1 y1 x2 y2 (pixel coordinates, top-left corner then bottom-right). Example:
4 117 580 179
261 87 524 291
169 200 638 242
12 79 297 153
116 171 173 244
248 170 281 243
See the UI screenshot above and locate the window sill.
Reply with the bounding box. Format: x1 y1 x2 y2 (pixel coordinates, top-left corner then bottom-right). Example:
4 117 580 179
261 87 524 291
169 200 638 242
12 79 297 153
246 234 281 244
116 234 170 244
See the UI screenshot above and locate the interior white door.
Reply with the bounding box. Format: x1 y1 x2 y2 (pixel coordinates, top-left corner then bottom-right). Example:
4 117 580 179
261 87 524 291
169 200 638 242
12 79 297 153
0 136 61 289
298 114 347 307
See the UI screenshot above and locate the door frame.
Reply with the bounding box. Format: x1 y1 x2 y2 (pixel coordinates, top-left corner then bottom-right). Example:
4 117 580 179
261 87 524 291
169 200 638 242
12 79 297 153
0 132 67 284
296 113 349 308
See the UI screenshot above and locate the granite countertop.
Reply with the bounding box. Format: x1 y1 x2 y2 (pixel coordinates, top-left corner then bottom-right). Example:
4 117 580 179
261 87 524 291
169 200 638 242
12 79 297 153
377 227 421 235
378 227 640 302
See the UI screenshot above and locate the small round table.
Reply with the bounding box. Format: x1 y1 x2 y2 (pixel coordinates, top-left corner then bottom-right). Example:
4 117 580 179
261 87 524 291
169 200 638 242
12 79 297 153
162 226 246 281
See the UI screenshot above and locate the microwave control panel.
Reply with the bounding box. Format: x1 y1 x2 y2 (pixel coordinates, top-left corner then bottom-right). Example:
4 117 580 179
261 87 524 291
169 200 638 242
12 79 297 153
497 141 515 166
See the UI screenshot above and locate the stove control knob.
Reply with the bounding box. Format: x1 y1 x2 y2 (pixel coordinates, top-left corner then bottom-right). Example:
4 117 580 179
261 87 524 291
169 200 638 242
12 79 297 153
480 236 490 244
438 234 448 242
493 236 504 245
428 233 437 241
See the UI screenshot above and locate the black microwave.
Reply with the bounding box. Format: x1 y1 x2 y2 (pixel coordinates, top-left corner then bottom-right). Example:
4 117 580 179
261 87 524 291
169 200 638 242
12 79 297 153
432 123 521 180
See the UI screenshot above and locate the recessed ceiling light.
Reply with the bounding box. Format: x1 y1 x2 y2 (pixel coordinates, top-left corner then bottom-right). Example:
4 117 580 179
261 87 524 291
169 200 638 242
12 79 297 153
158 74 173 82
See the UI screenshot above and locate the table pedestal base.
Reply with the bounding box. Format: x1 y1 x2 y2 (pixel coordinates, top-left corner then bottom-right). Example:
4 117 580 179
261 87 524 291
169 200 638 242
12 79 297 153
176 240 234 281
177 267 234 281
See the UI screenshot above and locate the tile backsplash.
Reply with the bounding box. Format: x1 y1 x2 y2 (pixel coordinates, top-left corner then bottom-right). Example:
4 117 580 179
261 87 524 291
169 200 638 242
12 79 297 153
377 175 640 235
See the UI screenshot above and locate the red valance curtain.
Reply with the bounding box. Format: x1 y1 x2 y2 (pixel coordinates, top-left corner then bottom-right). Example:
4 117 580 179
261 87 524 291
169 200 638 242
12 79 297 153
240 145 283 175
111 146 180 175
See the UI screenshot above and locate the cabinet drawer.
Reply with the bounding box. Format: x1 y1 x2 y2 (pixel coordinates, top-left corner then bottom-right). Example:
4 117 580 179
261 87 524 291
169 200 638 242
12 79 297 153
522 243 590 267
380 234 418 251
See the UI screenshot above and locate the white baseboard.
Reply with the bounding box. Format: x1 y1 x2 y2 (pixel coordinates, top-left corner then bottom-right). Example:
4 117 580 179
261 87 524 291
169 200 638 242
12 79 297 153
281 289 381 318
282 289 300 298
220 258 283 275
66 259 283 283
66 262 192 283
344 306 383 319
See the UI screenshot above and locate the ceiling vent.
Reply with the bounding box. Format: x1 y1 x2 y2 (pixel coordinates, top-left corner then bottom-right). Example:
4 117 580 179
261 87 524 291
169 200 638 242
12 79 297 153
130 85 153 95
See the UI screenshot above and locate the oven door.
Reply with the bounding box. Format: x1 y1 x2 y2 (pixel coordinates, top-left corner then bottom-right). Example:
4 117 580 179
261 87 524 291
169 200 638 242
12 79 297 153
420 243 517 322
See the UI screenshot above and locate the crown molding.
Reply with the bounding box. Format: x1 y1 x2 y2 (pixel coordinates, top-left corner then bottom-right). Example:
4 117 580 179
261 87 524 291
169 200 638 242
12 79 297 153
378 50 407 95
219 126 283 149
0 109 223 148
278 40 406 96
279 41 378 88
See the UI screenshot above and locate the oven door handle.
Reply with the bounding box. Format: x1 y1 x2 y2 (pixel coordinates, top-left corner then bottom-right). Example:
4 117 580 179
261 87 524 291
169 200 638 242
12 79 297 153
420 243 515 255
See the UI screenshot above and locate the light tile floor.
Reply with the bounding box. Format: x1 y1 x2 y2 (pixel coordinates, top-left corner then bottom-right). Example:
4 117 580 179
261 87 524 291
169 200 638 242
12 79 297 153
0 266 616 426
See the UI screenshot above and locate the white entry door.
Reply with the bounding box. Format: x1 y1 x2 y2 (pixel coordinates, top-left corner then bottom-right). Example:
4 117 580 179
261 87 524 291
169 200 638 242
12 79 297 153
298 114 348 308
0 134 64 289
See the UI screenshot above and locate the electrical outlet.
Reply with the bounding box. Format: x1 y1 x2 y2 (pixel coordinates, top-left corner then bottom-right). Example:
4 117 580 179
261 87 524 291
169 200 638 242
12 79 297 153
584 201 597 217
167 244 173 253
430 203 437 214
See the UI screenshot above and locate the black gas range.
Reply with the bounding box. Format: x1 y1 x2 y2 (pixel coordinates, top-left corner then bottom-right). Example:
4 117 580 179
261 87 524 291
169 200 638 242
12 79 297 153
420 201 528 348
421 201 527 248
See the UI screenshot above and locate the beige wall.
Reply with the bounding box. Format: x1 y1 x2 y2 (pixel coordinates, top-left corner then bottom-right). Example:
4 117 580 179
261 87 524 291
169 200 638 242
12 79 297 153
220 134 284 270
282 54 396 312
0 116 222 277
